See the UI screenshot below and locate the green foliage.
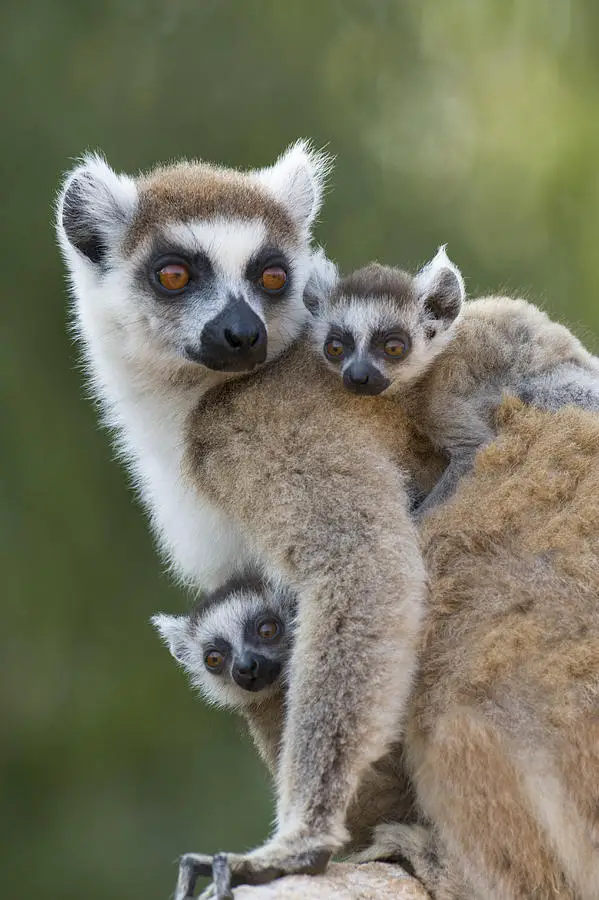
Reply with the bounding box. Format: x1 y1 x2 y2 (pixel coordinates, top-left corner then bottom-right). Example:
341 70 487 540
2 2 599 897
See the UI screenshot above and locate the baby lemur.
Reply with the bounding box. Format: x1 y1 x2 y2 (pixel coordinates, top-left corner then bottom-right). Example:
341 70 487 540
312 246 599 515
153 575 417 860
152 574 296 773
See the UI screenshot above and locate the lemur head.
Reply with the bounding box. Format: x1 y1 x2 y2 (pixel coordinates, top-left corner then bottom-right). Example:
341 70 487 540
56 141 332 378
311 246 465 396
152 574 297 711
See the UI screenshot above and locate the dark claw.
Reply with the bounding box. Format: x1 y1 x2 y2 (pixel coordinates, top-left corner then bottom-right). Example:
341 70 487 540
227 848 332 888
293 848 332 877
175 853 214 900
175 845 332 896
213 853 234 900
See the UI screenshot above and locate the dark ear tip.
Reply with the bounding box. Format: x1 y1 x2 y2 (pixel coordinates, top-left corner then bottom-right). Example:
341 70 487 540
424 268 464 324
59 169 107 265
60 172 86 226
58 155 136 265
303 293 320 315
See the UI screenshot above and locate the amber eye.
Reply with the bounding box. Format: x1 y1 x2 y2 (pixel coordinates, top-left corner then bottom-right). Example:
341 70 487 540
204 650 224 670
383 337 408 358
257 619 280 641
157 263 190 293
259 266 287 294
324 339 345 360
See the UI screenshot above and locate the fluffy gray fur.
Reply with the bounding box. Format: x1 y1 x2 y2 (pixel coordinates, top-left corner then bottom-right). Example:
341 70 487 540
311 246 599 516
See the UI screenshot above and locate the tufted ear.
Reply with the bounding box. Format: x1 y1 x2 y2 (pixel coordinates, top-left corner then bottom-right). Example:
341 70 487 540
303 246 339 314
414 245 465 326
56 153 137 265
151 613 193 664
256 140 333 231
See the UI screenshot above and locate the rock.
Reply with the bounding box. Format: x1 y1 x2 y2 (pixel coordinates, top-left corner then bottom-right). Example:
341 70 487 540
232 862 430 899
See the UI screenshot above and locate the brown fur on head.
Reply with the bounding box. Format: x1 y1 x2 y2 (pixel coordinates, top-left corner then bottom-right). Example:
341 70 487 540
125 163 297 254
57 141 332 383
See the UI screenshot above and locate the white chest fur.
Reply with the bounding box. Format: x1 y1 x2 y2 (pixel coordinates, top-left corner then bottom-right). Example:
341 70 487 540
77 291 252 591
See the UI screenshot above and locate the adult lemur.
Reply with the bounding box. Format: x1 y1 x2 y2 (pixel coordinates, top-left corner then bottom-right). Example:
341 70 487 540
56 146 441 892
57 146 599 900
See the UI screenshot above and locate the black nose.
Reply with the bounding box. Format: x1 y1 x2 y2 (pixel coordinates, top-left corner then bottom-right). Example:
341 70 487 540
190 297 267 372
235 653 259 678
346 362 371 385
343 362 390 396
223 325 261 350
232 652 282 693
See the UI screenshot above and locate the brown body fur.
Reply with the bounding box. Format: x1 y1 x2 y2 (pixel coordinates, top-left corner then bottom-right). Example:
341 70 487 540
402 295 599 514
393 398 599 899
403 295 599 438
191 385 599 899
242 690 417 856
185 335 445 877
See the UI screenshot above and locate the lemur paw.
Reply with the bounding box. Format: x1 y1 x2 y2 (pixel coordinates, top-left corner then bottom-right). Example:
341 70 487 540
348 822 442 885
175 835 333 899
175 852 213 900
187 859 230 900
349 822 428 865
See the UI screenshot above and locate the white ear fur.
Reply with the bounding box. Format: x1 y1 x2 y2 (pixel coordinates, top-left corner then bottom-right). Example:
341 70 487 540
151 613 192 663
304 246 339 313
415 245 465 302
256 140 333 230
57 153 137 263
414 245 465 323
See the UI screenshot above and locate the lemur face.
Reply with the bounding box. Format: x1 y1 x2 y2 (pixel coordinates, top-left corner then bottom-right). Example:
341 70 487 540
311 248 465 396
152 576 297 710
57 142 331 377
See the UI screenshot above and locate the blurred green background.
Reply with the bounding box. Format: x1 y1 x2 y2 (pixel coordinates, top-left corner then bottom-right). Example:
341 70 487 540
2 1 599 898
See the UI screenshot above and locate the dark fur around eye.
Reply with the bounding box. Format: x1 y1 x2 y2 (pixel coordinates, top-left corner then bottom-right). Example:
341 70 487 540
202 637 231 673
245 246 289 281
244 613 284 643
256 616 283 641
246 247 291 297
371 330 412 358
142 246 213 298
324 329 356 351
